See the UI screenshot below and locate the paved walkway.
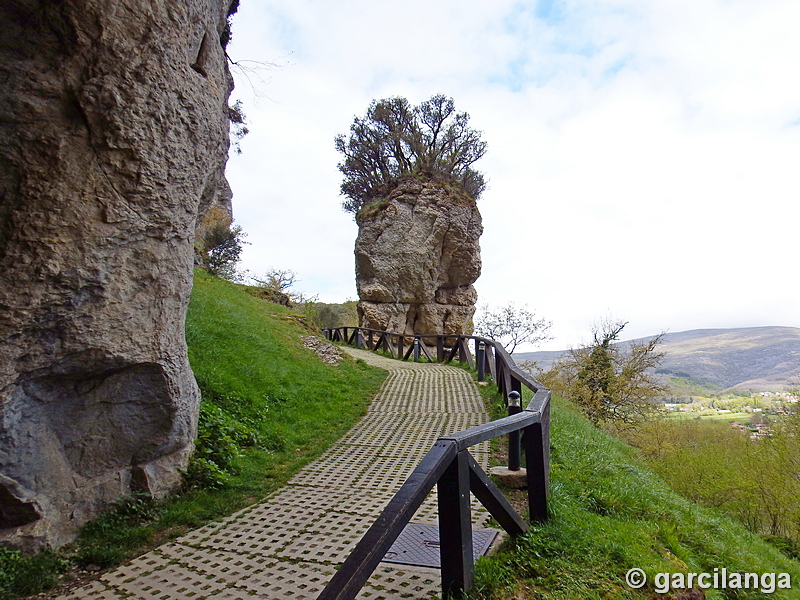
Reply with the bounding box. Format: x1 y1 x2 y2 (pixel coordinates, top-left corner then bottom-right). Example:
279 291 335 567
57 347 491 600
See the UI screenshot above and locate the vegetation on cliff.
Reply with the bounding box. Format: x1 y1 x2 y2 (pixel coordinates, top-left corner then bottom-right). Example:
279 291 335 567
620 415 800 560
335 94 488 213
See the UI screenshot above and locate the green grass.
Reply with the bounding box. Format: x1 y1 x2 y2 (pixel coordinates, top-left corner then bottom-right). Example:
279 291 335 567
0 271 386 598
6 275 799 599
470 396 800 599
186 271 385 460
0 549 68 600
664 411 751 422
76 271 386 564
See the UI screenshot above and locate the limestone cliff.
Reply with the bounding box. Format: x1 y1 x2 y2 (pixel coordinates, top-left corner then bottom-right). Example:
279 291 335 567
355 179 482 336
0 0 234 550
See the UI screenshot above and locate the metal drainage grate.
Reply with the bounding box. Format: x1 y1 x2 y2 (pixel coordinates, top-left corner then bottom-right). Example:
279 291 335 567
382 523 497 568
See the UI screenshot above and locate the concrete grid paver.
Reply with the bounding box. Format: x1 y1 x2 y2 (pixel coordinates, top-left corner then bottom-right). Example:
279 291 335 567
58 347 494 600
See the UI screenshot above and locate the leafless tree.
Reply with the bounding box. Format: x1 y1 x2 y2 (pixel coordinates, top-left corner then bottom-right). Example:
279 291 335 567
474 302 552 354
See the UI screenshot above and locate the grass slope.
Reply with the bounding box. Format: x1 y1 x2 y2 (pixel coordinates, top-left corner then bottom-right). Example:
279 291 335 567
76 272 386 566
186 270 386 465
472 396 800 599
0 271 386 599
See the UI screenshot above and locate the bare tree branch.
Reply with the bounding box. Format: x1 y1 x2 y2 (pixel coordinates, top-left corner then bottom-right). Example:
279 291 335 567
473 302 552 354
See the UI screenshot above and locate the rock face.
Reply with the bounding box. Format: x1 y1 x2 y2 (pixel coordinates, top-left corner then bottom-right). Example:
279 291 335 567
0 0 234 551
355 179 482 336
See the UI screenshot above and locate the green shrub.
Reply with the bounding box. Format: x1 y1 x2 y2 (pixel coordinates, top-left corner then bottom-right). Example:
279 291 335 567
185 401 261 489
0 549 68 599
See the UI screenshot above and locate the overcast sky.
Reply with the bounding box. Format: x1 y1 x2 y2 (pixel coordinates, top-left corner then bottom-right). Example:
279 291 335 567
224 0 800 351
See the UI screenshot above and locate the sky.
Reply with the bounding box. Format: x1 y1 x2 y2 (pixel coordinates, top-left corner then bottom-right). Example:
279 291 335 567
224 0 800 352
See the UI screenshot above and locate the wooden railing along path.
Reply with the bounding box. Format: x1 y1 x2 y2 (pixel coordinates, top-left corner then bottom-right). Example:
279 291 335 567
318 327 551 600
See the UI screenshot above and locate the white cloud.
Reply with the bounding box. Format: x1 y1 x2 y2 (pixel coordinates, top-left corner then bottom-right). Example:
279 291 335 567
225 0 800 350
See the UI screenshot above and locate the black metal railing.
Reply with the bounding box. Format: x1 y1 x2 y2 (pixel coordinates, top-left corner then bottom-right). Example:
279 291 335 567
318 327 551 600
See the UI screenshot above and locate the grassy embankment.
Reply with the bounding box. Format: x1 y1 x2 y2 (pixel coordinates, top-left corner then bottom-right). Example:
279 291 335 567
0 271 386 599
469 391 800 599
5 274 799 599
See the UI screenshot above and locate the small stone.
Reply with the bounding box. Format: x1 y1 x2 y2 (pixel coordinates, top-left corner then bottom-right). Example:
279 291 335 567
301 336 344 365
489 466 529 489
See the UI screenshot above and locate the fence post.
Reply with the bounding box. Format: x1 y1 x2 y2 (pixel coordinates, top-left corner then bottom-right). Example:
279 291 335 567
524 399 550 522
413 337 420 362
457 337 467 364
495 351 507 398
477 341 485 381
438 450 473 597
507 390 521 471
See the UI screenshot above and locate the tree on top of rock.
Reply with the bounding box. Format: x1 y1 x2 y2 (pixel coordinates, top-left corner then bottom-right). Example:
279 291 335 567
335 94 488 214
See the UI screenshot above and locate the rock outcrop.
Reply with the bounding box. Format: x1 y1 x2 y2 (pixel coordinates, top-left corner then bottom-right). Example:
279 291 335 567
355 179 482 336
0 0 234 551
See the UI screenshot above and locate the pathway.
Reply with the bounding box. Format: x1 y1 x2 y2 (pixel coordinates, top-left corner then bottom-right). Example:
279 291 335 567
57 347 491 600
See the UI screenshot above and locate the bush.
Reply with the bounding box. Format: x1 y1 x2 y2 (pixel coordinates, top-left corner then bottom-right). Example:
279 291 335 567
0 549 68 599
543 320 665 427
196 223 247 281
303 300 359 329
185 401 260 490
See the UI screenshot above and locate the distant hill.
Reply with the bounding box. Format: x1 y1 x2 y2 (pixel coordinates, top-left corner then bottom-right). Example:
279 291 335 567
514 326 800 393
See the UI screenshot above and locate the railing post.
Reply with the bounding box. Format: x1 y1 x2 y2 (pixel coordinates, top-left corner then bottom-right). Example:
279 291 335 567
507 390 522 471
477 341 485 381
397 335 404 360
437 336 445 362
495 352 507 398
524 399 550 522
457 337 467 364
413 337 420 362
438 450 473 597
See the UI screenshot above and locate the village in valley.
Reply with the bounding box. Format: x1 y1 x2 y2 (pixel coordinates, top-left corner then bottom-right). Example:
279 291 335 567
663 390 799 438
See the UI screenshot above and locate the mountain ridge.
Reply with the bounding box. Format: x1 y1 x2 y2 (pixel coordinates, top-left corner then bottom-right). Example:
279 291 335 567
513 326 800 392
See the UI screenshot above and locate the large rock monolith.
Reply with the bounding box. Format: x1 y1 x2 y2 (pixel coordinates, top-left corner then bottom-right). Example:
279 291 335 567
355 179 482 336
0 0 234 551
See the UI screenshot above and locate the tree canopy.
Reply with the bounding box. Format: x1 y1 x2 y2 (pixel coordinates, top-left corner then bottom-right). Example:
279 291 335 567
335 94 488 214
543 320 666 427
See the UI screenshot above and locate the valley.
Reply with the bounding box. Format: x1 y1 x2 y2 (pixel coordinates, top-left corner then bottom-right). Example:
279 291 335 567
515 326 800 394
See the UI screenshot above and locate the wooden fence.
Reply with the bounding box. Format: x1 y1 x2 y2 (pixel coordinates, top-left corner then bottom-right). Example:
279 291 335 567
318 327 551 600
